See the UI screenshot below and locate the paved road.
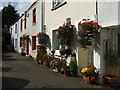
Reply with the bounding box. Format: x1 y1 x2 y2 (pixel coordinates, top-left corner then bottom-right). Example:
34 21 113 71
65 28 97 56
2 51 115 89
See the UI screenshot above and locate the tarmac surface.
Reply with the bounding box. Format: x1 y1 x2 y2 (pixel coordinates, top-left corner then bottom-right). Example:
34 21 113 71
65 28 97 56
2 51 119 89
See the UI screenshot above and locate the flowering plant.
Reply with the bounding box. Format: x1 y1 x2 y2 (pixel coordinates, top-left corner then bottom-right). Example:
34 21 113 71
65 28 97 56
78 18 101 48
56 23 75 45
37 32 49 46
80 63 99 82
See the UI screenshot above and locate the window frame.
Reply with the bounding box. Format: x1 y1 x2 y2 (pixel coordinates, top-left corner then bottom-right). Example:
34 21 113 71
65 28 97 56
15 24 17 34
20 19 23 31
20 37 22 47
24 14 27 29
51 0 67 11
32 7 36 24
32 36 36 50
52 30 59 50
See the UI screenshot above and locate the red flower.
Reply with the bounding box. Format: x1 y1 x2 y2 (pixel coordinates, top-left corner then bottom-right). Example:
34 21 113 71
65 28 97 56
97 25 100 30
66 23 74 27
78 21 81 25
90 77 96 82
82 19 87 21
70 25 75 27
66 23 71 26
91 67 95 71
88 21 94 25
86 71 91 74
94 22 98 25
55 64 59 66
87 65 90 68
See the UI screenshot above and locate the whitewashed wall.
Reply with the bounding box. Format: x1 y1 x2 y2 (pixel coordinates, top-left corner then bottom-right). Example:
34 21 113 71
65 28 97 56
98 0 120 27
10 1 43 58
94 0 120 84
45 1 96 66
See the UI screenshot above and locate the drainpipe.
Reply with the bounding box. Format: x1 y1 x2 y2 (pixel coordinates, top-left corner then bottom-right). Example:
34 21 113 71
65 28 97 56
96 0 98 21
41 0 45 32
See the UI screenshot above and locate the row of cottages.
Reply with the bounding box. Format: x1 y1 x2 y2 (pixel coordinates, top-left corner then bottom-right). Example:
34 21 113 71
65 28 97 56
10 0 120 84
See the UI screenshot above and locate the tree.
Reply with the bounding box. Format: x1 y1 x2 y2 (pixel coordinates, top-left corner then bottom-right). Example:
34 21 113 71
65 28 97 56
2 3 19 28
2 3 19 50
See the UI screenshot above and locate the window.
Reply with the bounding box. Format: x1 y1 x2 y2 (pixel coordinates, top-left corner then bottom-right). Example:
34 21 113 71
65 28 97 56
32 8 36 24
20 37 22 47
53 30 59 50
15 24 17 33
32 36 36 50
15 39 17 48
11 28 12 35
20 19 23 31
24 14 26 29
52 0 67 11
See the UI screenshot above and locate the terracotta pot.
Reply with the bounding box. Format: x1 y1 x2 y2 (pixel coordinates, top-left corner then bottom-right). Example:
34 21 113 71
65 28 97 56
82 76 91 83
103 75 117 85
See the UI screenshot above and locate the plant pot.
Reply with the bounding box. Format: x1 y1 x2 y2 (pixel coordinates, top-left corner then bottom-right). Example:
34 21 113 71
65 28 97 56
21 52 26 56
103 75 117 85
82 75 91 84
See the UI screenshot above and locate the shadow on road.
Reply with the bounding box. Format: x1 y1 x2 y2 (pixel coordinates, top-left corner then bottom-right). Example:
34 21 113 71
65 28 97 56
2 67 14 72
2 77 30 89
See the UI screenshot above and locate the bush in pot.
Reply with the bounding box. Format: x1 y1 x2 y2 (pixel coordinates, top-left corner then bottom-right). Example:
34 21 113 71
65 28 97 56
69 60 78 77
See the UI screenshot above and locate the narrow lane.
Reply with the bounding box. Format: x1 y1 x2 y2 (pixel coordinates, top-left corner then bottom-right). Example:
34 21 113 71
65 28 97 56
2 51 112 89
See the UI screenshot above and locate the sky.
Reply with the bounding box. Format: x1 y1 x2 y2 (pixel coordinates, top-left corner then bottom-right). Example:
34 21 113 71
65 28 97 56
0 0 36 15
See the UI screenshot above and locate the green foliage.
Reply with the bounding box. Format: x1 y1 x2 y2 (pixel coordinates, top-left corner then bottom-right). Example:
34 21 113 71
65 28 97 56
2 3 19 28
2 27 11 49
37 32 49 46
69 60 77 71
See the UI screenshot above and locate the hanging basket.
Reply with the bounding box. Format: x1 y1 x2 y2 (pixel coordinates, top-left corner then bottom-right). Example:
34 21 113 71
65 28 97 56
78 18 101 48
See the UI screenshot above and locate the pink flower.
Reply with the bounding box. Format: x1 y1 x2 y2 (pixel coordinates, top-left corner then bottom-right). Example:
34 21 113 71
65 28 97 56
92 33 96 36
85 31 91 33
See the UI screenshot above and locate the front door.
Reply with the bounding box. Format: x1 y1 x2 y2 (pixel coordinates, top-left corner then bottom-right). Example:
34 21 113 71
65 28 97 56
26 35 29 55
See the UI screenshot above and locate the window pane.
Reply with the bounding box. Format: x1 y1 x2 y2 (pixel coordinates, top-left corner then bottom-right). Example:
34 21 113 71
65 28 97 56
53 31 59 50
32 36 36 50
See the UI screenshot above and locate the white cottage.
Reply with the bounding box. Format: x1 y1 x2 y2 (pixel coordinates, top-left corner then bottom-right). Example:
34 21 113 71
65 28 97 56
10 0 43 58
9 0 120 84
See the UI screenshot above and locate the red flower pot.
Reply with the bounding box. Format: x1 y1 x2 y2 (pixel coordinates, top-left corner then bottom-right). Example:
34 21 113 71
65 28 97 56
103 75 117 85
83 76 96 84
82 76 91 83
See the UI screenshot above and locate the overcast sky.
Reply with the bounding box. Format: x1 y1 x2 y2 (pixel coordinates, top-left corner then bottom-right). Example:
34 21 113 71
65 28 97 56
0 0 36 15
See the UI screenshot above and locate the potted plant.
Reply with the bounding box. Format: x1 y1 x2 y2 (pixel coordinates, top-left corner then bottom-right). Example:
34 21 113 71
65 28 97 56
37 32 49 46
78 18 101 48
56 23 75 46
69 60 77 77
80 63 99 84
